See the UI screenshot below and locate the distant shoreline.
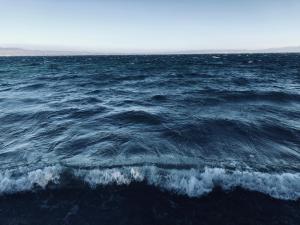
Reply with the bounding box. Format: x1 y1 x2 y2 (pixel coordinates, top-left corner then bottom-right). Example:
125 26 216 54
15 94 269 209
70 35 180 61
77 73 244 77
1 46 300 57
1 52 300 57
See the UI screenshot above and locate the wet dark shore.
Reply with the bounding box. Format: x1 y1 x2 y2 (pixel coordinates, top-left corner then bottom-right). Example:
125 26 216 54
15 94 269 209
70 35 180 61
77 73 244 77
1 182 299 225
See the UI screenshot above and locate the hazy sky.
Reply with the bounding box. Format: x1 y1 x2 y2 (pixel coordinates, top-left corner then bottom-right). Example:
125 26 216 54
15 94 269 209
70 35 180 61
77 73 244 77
1 0 300 53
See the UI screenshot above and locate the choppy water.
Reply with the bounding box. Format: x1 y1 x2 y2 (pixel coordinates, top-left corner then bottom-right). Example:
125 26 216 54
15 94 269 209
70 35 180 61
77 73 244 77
0 54 300 224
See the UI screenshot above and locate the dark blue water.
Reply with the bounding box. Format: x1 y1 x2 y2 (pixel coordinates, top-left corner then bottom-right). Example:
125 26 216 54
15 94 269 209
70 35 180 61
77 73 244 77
0 54 300 224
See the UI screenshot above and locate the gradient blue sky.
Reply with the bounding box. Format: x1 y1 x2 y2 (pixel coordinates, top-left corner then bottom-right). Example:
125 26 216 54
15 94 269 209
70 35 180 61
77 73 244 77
1 0 300 53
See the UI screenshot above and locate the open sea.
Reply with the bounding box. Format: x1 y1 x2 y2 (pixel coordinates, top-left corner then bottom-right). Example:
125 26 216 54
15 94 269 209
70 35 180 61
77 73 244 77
0 54 300 225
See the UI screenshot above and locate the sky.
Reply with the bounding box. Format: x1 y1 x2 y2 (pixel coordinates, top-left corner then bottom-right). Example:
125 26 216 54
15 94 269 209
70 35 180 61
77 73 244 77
0 0 300 53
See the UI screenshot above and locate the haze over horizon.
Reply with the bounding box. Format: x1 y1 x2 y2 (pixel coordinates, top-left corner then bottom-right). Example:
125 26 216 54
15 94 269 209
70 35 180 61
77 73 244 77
1 0 300 53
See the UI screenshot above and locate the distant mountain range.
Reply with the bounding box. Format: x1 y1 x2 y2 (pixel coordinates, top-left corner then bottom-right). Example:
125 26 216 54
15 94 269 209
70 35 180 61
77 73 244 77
261 46 300 53
174 46 300 54
0 47 91 56
0 46 300 56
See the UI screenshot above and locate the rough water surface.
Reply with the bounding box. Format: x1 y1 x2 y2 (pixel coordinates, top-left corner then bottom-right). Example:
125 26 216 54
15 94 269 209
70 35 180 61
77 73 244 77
0 54 299 224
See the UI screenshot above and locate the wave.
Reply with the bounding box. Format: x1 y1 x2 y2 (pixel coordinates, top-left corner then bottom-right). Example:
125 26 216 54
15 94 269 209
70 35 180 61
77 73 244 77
186 90 300 104
221 91 300 103
1 165 299 200
151 94 168 101
107 110 163 125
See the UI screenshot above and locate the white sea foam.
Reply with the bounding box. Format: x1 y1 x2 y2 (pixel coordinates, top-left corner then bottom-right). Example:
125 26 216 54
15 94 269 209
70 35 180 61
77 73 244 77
1 166 300 200
0 166 61 194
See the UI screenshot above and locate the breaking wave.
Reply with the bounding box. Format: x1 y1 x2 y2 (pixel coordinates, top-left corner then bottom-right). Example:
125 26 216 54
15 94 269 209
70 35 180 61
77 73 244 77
1 165 300 200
